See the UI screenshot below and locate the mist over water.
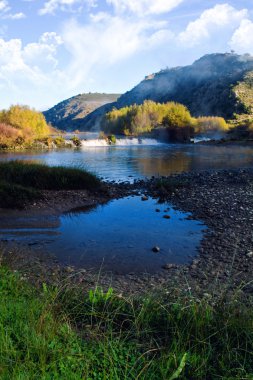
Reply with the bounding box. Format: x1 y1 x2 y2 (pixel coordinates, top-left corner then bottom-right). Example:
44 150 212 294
1 142 253 182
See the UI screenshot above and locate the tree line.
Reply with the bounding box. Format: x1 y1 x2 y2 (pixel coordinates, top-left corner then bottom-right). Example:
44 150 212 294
101 100 229 141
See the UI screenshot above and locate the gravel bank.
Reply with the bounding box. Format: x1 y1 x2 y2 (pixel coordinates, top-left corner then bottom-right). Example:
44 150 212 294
1 168 253 300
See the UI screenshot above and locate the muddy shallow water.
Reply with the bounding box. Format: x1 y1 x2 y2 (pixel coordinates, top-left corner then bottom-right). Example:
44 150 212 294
0 196 205 274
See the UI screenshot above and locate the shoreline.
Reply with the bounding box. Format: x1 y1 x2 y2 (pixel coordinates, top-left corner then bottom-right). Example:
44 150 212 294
1 168 253 300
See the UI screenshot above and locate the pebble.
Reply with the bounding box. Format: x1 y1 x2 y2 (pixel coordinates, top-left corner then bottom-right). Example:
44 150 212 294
162 263 176 270
65 266 75 273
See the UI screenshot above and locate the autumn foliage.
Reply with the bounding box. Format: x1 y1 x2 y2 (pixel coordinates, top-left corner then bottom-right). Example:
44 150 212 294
0 105 50 148
101 100 228 141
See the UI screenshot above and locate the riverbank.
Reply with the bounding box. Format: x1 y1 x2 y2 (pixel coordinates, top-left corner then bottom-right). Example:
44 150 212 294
2 166 253 378
2 266 253 379
1 167 253 301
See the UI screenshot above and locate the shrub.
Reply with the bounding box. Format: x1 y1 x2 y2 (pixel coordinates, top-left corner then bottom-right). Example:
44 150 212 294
195 117 229 133
0 123 22 148
107 134 116 144
53 136 66 147
227 119 253 140
71 136 82 147
0 105 50 141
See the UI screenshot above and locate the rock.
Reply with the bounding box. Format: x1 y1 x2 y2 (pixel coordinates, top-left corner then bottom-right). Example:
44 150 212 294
163 215 171 219
162 263 176 270
152 246 160 253
141 196 149 201
155 208 161 212
65 266 75 273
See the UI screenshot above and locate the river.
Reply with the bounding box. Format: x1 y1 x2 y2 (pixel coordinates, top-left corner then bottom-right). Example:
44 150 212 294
0 136 253 181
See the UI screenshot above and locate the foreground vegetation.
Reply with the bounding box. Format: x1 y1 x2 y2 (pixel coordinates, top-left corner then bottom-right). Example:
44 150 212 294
0 266 253 379
101 100 229 141
0 161 101 208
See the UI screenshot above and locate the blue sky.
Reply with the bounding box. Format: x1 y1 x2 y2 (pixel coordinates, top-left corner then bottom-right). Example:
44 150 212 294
1 0 253 110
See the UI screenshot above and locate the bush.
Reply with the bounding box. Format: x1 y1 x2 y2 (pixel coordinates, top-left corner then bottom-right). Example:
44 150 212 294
71 136 82 147
107 134 116 144
53 136 66 147
0 105 50 140
195 117 228 133
227 120 253 140
0 123 24 148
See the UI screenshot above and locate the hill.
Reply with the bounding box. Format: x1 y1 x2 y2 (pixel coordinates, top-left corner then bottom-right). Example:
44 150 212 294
43 93 120 131
81 53 253 131
116 53 253 118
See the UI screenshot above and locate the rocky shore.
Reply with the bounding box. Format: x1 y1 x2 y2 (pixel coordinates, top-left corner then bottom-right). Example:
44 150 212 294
1 168 253 300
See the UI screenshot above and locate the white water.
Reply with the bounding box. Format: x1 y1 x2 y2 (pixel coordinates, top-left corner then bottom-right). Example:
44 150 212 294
81 138 162 147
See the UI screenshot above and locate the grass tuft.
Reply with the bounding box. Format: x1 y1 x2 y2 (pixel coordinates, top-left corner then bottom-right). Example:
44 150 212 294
0 161 102 208
0 161 100 190
0 267 253 379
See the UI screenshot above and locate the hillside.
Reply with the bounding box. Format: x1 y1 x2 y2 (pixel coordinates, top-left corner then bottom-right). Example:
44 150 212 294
116 53 253 118
44 54 253 131
43 93 120 131
80 53 253 131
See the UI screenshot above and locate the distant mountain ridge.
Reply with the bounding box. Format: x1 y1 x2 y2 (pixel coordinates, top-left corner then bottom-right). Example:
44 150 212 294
43 93 120 131
45 53 253 131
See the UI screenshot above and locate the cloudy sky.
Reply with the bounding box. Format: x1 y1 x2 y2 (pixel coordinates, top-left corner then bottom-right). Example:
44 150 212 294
1 0 253 110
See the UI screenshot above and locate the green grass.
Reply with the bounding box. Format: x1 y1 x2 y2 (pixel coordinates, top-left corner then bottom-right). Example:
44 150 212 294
0 267 253 379
0 161 100 190
0 161 101 208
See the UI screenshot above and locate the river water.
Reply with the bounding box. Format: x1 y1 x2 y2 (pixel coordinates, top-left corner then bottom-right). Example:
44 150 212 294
1 137 253 181
1 136 252 273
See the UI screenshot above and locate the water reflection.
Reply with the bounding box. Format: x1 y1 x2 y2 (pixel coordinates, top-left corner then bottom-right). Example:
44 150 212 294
0 197 204 274
0 143 253 181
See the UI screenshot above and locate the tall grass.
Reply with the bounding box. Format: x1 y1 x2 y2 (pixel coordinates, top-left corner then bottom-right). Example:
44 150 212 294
0 267 253 379
0 161 102 208
0 161 100 190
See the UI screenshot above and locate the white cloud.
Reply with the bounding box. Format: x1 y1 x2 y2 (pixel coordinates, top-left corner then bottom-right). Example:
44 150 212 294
179 4 248 46
3 12 26 19
23 32 63 68
39 0 96 15
0 0 26 19
230 19 253 54
0 33 66 109
62 14 173 89
107 0 184 16
0 0 9 12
